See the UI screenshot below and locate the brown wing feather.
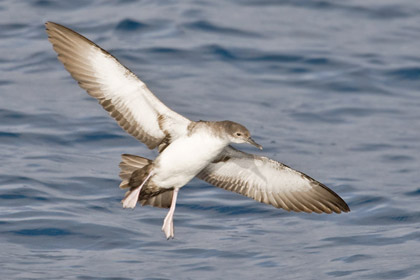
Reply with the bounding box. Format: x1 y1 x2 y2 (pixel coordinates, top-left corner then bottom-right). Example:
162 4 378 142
46 22 190 150
119 154 172 208
197 146 350 214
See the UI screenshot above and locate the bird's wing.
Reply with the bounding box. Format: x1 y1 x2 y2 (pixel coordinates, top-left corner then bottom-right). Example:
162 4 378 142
197 146 350 214
45 22 190 150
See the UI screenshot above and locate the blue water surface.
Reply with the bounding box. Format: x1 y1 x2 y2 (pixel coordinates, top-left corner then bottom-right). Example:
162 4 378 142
1 0 420 279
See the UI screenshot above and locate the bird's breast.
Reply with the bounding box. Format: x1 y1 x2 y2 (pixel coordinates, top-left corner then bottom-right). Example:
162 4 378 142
151 133 228 188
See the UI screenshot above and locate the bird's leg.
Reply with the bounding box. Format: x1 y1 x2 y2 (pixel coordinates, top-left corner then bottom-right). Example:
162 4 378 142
122 172 153 209
162 188 179 239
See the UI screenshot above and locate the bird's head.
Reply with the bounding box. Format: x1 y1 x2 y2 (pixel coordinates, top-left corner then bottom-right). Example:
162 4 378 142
220 121 263 150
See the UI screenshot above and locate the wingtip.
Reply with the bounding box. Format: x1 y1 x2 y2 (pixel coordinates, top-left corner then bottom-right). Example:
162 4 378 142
44 21 60 38
45 21 51 33
332 200 350 214
342 203 351 213
45 21 59 27
44 21 55 29
334 192 351 213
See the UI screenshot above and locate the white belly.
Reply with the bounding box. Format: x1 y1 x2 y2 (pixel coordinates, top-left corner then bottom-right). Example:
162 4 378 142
151 133 227 189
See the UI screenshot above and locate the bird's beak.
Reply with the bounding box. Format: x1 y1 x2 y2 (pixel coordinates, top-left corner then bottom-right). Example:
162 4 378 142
247 137 263 150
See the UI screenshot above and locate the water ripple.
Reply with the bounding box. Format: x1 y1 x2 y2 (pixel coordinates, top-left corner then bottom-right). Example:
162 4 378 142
115 18 150 31
184 20 262 38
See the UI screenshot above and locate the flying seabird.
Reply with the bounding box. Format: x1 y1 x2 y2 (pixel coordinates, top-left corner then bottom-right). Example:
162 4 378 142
45 21 350 239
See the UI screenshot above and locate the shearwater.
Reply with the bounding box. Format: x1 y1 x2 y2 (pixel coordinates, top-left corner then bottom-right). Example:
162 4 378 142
45 22 350 239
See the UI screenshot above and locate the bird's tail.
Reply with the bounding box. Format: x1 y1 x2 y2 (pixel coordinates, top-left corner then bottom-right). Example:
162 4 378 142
119 154 173 208
119 154 152 189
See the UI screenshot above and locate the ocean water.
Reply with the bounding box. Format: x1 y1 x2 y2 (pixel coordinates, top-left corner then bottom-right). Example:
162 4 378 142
1 0 420 279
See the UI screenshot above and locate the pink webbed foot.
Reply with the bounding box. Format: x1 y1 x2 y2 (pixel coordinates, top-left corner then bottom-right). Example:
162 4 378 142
161 188 179 239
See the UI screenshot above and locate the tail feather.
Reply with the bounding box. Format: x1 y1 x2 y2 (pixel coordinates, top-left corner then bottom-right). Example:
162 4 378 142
118 154 173 208
140 191 173 208
119 154 151 189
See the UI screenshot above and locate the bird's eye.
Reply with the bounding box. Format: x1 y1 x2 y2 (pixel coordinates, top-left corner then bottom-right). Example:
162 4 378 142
236 132 242 136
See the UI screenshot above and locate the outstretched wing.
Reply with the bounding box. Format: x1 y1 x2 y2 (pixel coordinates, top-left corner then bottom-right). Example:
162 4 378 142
46 22 190 150
197 146 350 214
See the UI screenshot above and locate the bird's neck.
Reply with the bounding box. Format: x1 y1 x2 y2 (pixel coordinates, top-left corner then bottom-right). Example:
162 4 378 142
189 121 229 141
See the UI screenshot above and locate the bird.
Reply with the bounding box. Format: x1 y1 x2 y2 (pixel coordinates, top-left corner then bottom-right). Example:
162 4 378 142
45 21 350 239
